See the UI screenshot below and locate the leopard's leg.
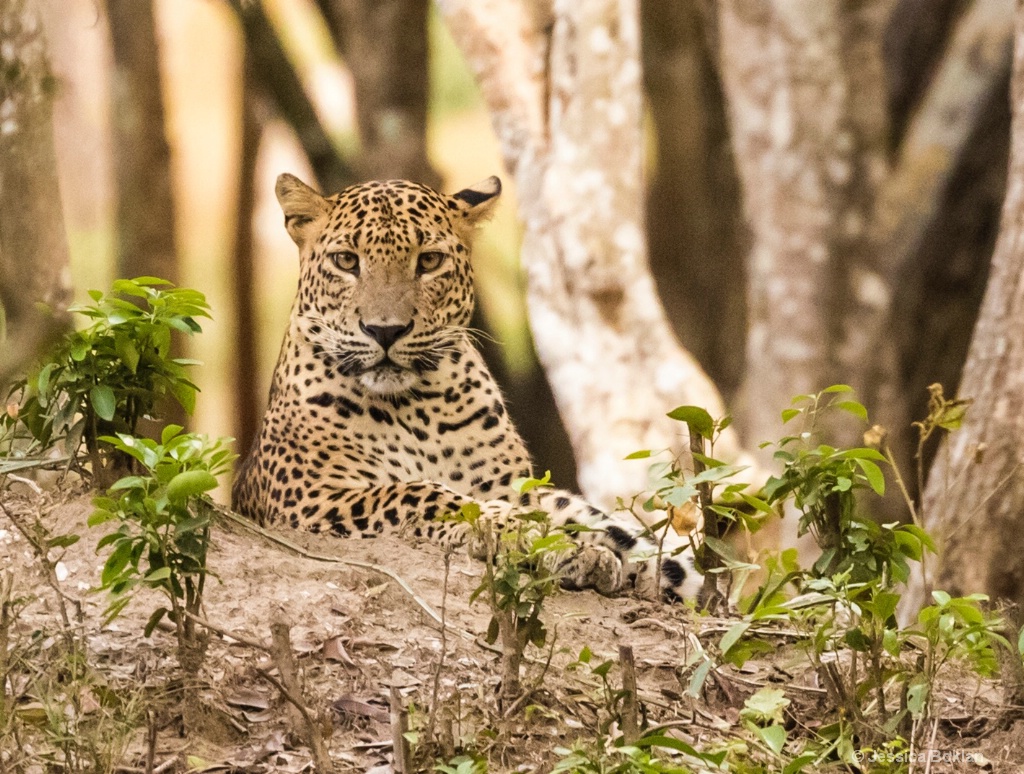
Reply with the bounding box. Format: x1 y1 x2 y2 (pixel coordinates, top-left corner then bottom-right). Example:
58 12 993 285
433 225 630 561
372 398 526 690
530 490 704 602
265 481 626 595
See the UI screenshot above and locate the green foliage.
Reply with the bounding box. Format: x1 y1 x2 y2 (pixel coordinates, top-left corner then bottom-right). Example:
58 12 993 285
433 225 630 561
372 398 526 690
762 387 893 579
463 472 575 656
88 426 235 651
631 408 762 604
2 277 210 479
715 386 1010 753
551 729 728 773
434 754 487 774
456 472 578 705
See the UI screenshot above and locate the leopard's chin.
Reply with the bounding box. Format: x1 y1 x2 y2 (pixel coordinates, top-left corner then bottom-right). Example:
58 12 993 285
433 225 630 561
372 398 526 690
358 366 419 395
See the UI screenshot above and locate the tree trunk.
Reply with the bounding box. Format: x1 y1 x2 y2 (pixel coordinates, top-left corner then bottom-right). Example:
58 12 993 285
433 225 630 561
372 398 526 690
316 0 440 187
231 51 265 461
228 0 356 194
105 0 178 284
910 10 1024 611
0 0 71 385
438 0 752 509
641 0 747 401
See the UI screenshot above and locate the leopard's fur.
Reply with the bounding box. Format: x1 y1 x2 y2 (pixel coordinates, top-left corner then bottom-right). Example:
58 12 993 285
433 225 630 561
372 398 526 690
232 174 701 600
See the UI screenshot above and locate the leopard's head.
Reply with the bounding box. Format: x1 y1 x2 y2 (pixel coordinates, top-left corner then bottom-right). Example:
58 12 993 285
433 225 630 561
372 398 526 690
276 174 500 396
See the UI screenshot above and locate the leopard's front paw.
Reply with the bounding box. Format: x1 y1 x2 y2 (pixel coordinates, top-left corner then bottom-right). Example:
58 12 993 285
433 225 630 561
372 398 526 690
554 544 624 596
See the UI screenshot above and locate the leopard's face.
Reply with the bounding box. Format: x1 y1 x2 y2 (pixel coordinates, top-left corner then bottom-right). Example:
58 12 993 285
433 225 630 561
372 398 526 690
277 176 501 395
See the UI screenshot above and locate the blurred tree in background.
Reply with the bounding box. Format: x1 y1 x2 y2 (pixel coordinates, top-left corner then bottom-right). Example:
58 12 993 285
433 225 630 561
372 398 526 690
4 0 1024 605
0 0 71 385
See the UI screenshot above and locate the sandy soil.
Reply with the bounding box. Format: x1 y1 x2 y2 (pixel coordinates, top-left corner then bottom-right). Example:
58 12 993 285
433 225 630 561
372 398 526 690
2 486 1022 773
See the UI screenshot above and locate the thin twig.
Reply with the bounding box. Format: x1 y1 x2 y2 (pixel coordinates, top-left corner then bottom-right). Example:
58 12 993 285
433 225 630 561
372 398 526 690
179 609 270 652
424 550 453 745
145 710 157 774
390 682 412 773
268 618 334 773
619 645 639 744
0 500 76 642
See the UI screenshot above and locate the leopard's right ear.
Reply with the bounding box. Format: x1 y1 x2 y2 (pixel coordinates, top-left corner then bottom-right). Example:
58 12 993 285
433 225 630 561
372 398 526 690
275 173 330 251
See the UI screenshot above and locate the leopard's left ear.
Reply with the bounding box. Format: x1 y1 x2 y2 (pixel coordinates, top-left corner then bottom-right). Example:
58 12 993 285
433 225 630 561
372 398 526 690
450 176 501 236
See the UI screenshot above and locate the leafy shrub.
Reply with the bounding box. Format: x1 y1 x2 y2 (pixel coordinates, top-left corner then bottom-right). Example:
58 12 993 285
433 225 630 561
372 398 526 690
3 277 210 485
89 425 235 672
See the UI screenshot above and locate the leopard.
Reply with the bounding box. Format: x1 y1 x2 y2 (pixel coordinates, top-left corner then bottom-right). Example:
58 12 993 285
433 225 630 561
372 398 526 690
231 173 702 602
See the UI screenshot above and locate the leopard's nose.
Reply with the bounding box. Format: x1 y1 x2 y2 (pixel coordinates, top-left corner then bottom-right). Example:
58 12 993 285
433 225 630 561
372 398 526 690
359 321 414 350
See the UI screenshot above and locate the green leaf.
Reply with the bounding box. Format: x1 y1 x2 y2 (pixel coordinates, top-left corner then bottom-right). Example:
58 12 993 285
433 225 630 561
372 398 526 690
756 724 787 755
144 607 168 637
867 591 901 622
687 659 712 698
88 509 117 527
780 408 801 424
513 470 551 494
144 567 172 583
834 447 887 462
46 533 80 549
833 400 868 420
742 686 790 724
843 627 871 652
822 384 854 394
174 515 210 536
854 458 885 495
166 470 218 504
169 379 197 416
109 475 150 492
624 449 652 460
115 335 140 374
783 753 820 774
70 339 90 362
666 405 714 438
90 384 117 421
719 621 751 656
907 674 929 717
161 423 184 445
36 362 54 400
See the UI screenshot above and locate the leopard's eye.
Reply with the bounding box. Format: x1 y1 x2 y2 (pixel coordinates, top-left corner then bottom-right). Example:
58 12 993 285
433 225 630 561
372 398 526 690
416 251 446 275
329 251 359 275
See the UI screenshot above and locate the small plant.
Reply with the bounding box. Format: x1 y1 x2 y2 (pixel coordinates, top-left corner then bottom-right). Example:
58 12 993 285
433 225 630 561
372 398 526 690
566 646 626 737
2 277 210 485
89 425 235 680
435 753 487 774
712 386 1010 754
628 406 767 610
457 472 576 708
550 729 727 773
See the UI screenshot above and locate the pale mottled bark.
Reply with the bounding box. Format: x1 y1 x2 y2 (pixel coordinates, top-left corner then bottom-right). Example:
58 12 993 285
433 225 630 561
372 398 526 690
716 1 894 549
904 11 1024 613
437 0 750 508
718 3 880 422
0 0 71 383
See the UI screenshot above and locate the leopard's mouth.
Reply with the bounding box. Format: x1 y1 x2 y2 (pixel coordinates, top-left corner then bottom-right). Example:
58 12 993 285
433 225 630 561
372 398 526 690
362 354 410 374
358 359 419 395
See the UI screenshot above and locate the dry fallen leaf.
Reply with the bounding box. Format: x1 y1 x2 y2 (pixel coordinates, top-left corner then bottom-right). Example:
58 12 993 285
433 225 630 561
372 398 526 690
224 688 270 711
364 582 390 599
323 635 357 666
332 694 389 723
